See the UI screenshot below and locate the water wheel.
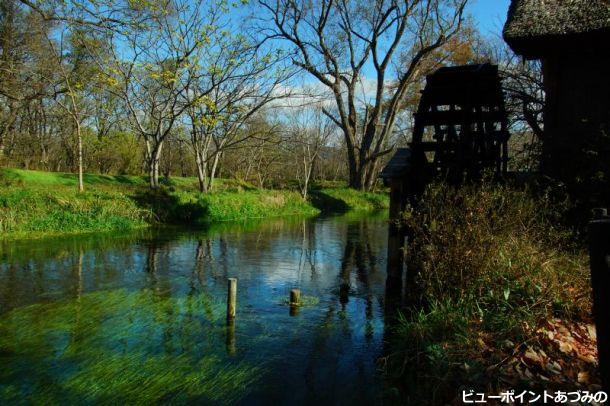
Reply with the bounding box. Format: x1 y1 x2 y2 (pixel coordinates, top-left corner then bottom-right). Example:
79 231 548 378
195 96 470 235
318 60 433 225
410 63 510 183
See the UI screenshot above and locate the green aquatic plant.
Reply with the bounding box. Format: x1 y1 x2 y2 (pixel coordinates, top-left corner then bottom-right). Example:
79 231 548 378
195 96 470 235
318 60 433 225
282 295 320 307
0 288 262 404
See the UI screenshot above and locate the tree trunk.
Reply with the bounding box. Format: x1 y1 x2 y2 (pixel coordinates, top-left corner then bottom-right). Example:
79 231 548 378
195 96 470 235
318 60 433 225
0 137 5 167
191 128 214 193
149 159 156 189
346 144 361 189
0 104 18 167
208 151 222 191
153 158 160 188
195 150 208 193
301 164 312 200
76 121 84 192
346 146 383 191
148 141 163 189
179 142 188 177
363 158 380 192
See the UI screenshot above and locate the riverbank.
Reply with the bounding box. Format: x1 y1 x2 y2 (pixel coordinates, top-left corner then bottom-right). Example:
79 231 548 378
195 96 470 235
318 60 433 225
383 181 596 403
0 169 388 240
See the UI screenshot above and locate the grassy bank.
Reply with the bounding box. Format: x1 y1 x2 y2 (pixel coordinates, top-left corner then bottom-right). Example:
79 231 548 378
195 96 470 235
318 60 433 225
0 169 388 240
384 181 594 403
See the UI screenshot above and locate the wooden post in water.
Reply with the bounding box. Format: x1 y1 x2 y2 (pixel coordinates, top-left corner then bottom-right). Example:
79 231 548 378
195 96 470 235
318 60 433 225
226 319 236 356
589 212 610 390
290 289 301 305
289 288 301 316
227 278 237 320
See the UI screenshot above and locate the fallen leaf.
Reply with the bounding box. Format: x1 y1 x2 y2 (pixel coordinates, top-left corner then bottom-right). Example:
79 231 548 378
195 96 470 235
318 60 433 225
578 371 590 384
524 349 542 365
579 354 597 364
559 342 573 354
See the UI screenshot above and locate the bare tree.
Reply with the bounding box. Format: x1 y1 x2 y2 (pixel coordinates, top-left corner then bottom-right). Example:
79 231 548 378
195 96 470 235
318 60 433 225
478 37 544 170
257 0 468 190
285 105 334 199
17 0 153 31
188 71 289 192
0 1 54 166
184 13 293 193
46 28 97 192
97 0 218 189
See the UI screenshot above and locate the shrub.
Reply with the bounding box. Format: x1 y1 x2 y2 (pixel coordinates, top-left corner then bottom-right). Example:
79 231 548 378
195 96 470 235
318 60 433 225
386 180 591 399
402 181 588 323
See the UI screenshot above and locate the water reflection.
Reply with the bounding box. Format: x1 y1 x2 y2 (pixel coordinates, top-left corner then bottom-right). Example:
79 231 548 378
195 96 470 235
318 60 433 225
0 212 390 404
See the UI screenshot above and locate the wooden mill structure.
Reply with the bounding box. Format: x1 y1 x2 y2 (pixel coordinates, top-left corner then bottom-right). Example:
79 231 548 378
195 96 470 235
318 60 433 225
504 0 610 209
411 63 509 182
381 63 510 220
382 63 510 276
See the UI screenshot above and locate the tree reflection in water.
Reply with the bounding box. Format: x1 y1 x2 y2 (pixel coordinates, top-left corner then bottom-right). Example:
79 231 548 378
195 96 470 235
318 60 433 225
0 214 393 404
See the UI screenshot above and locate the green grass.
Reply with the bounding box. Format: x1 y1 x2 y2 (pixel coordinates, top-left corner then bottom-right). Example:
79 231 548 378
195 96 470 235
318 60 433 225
311 187 389 212
200 189 320 221
0 168 388 239
0 168 233 190
138 188 320 224
0 187 152 239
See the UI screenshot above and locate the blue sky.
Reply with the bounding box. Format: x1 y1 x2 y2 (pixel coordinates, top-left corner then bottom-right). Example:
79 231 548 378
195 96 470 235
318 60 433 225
275 0 516 105
468 0 512 37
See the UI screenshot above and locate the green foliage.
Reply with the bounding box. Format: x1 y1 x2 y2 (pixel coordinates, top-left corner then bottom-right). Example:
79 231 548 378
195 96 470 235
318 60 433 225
84 130 143 175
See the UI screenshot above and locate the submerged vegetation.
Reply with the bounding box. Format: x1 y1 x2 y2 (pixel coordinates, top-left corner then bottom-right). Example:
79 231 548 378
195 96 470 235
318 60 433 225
385 181 594 402
0 288 262 404
0 213 391 404
0 169 388 239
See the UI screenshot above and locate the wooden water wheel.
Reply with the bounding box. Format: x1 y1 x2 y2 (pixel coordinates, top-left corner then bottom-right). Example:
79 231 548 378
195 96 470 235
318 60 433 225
410 63 510 183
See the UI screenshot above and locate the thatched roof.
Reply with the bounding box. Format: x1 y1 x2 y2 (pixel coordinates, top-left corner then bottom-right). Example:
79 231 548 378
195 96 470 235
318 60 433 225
504 0 610 58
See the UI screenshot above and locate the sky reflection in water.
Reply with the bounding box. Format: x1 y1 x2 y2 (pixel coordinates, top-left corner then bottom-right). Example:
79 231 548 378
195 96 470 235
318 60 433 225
0 213 392 404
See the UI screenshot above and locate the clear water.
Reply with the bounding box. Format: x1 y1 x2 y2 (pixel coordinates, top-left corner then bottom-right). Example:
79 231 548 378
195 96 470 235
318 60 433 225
0 212 394 404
